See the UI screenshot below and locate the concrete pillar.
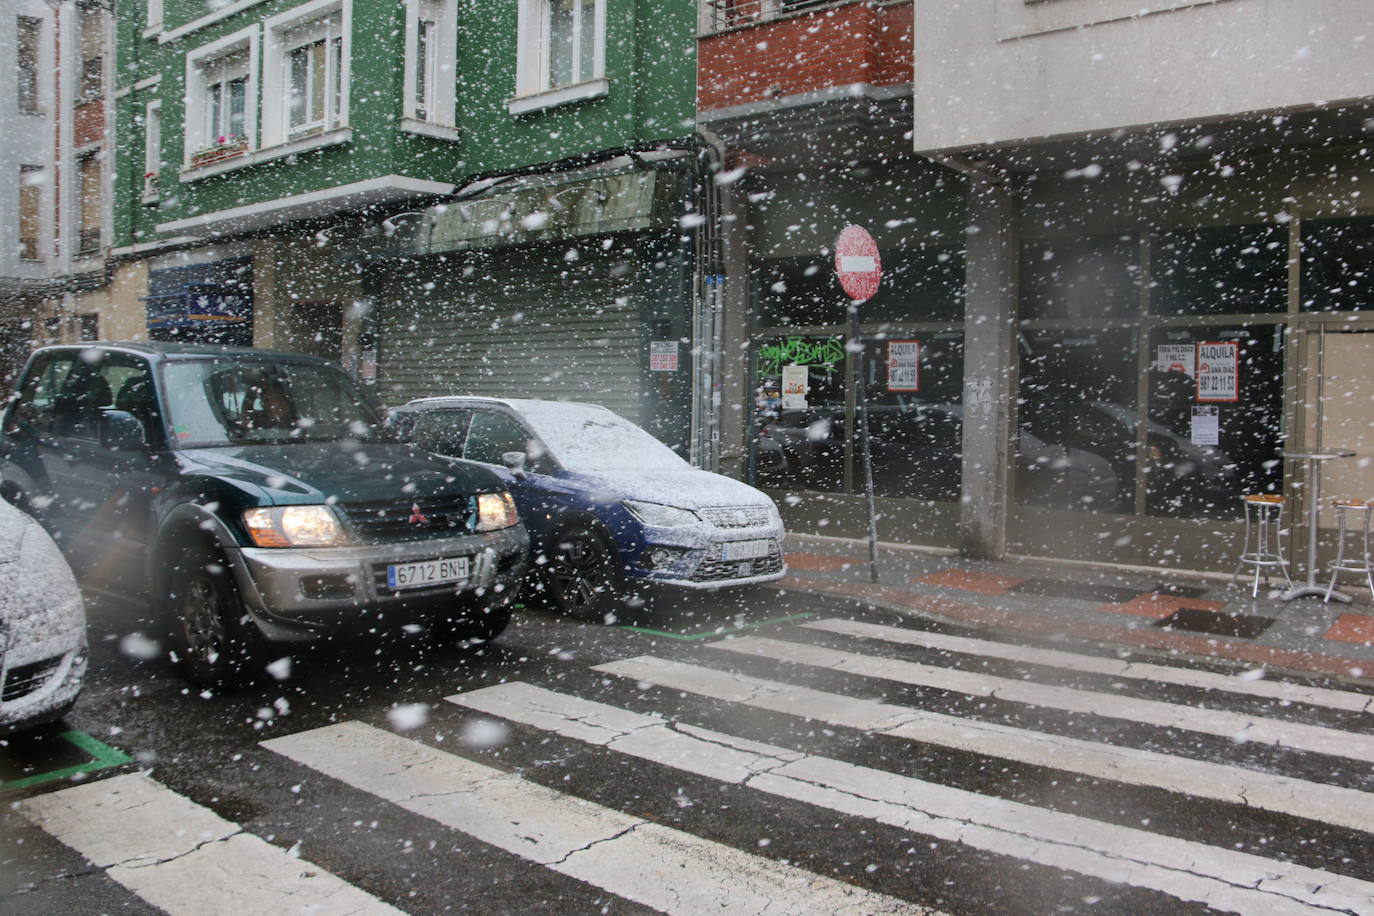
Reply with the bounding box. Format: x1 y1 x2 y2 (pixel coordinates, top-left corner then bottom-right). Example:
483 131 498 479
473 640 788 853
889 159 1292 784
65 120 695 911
959 177 1018 559
716 179 751 482
252 238 279 349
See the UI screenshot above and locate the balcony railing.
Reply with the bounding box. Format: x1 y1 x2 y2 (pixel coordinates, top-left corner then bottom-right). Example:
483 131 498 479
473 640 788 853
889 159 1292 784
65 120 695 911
703 0 844 33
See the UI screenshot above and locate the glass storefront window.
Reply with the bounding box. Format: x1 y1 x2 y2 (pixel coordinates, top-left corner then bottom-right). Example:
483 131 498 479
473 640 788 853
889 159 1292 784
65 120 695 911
1151 223 1287 315
1145 325 1284 519
752 335 847 492
861 334 964 501
754 249 964 328
1300 216 1374 312
1020 234 1140 321
1016 329 1138 514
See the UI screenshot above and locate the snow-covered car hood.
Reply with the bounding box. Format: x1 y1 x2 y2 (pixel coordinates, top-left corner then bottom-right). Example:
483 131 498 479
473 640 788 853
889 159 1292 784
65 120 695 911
564 469 776 511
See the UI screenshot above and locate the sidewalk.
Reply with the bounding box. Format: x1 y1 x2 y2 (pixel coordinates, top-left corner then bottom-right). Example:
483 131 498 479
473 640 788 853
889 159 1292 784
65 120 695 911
776 534 1374 686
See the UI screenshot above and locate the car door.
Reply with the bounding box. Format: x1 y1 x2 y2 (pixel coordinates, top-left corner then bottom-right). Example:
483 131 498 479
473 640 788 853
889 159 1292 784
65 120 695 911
3 350 86 539
46 354 164 589
457 408 577 549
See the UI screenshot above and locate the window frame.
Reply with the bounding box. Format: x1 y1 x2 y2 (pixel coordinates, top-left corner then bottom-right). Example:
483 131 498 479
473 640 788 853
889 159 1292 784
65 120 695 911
261 0 352 148
511 0 607 114
75 150 103 259
17 15 42 116
402 0 457 127
184 25 259 170
19 165 44 262
143 100 162 201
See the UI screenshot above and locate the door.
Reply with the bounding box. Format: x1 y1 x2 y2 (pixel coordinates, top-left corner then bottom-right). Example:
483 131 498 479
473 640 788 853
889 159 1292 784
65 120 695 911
1311 327 1374 528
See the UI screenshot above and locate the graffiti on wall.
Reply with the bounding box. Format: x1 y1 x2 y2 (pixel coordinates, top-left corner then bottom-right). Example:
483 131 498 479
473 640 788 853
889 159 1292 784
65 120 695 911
757 336 845 378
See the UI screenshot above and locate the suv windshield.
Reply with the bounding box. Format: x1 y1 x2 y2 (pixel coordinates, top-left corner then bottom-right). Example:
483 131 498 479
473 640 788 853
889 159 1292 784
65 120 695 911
161 359 385 447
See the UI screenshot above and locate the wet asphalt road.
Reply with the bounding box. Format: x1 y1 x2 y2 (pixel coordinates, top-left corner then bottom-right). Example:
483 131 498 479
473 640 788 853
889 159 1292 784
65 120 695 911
5 581 1374 914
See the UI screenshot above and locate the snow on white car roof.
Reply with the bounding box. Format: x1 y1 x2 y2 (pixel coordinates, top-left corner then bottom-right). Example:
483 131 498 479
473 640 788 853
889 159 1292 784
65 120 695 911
409 396 690 473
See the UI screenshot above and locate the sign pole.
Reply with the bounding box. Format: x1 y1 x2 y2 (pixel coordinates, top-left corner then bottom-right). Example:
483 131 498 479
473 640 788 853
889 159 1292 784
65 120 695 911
835 225 883 585
849 302 881 584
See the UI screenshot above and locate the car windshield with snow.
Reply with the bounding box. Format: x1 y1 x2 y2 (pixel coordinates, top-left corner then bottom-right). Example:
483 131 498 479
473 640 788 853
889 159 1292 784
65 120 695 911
0 342 528 687
390 397 787 616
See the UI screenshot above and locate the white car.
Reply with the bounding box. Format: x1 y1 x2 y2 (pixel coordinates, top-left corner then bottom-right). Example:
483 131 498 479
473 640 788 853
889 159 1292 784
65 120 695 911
0 497 86 734
391 397 787 615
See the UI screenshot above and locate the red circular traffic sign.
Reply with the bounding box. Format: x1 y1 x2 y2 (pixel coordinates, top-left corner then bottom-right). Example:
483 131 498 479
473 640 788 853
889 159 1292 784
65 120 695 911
835 225 882 301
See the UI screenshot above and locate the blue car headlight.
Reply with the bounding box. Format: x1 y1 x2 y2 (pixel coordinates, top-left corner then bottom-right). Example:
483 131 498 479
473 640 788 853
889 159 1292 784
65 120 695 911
623 499 699 528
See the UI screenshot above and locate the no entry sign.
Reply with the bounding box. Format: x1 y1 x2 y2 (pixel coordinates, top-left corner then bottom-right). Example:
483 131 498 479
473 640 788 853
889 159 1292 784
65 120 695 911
835 225 882 301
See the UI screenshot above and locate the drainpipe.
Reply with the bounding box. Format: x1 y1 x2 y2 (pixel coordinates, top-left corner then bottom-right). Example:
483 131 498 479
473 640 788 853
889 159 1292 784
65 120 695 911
692 130 727 472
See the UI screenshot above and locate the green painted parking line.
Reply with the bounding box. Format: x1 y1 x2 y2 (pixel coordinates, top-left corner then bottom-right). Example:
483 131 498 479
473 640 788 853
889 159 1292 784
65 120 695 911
0 730 132 792
620 612 816 642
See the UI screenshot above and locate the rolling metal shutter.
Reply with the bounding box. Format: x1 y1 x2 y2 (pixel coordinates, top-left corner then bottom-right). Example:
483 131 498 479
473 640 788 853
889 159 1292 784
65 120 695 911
375 243 643 423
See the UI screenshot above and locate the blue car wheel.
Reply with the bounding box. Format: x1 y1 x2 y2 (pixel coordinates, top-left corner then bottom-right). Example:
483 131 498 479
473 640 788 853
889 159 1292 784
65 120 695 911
543 523 618 619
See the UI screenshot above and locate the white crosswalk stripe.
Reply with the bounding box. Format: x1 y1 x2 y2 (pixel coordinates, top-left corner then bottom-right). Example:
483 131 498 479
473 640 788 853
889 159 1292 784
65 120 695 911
803 617 1374 714
18 772 404 916
708 634 1374 762
593 654 1374 834
261 721 927 916
448 681 1374 915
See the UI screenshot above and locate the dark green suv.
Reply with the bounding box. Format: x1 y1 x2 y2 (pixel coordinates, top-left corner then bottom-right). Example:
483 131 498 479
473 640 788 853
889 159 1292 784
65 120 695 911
0 342 528 686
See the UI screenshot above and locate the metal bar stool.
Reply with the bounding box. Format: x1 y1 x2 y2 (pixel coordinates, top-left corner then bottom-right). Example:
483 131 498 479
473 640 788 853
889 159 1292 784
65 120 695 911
1232 494 1294 597
1326 498 1374 603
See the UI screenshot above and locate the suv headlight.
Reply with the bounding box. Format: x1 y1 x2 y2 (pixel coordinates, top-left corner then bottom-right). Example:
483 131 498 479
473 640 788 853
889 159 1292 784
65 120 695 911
476 492 518 531
624 500 699 528
244 506 349 547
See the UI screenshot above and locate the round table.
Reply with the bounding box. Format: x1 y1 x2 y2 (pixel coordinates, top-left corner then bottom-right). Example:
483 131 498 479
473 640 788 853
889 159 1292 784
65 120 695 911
1280 447 1357 602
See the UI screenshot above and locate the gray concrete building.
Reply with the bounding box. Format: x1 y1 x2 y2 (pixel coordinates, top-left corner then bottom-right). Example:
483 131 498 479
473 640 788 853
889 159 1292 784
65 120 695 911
911 0 1374 573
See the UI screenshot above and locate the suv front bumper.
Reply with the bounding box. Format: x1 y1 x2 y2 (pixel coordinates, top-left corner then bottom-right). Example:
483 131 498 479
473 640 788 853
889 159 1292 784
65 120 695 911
230 526 529 640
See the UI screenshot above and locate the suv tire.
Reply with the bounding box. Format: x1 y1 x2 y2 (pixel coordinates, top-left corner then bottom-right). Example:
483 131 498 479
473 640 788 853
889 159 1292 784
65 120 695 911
165 542 258 687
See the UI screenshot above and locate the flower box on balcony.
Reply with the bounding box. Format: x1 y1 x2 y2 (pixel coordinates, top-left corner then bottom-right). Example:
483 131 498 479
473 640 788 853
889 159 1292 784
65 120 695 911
189 137 249 168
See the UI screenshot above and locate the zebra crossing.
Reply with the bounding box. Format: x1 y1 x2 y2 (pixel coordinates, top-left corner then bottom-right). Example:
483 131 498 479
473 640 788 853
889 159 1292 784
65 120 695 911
14 613 1374 914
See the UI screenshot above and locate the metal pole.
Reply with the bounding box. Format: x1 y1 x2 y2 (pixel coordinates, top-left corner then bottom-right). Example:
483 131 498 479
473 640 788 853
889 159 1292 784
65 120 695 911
850 303 880 583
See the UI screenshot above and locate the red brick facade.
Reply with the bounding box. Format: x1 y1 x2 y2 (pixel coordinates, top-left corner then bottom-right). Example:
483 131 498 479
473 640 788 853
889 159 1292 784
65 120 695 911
698 1 912 113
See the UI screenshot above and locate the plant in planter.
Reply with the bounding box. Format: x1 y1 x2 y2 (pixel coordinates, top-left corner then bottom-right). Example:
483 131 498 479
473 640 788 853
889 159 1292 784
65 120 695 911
189 135 248 167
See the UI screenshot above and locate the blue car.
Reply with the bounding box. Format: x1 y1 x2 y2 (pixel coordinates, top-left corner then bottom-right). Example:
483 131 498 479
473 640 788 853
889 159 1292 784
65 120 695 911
389 397 786 616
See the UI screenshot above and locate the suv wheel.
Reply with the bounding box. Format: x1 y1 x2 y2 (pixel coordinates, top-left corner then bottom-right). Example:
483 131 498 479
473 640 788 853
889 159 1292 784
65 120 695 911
441 601 513 646
166 544 256 687
543 523 619 619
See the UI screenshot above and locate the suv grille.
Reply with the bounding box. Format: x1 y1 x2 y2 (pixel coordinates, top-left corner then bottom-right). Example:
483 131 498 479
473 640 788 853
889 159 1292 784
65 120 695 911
341 496 476 543
3 657 61 702
698 506 771 529
692 541 784 582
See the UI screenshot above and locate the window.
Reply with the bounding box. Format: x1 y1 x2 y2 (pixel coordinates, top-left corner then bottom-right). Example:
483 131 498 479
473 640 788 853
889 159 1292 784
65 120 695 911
19 166 43 261
185 28 258 168
143 101 162 198
76 152 102 258
513 0 605 105
463 411 537 466
263 0 351 146
77 2 104 104
17 16 41 115
404 0 456 125
411 409 471 458
15 352 82 437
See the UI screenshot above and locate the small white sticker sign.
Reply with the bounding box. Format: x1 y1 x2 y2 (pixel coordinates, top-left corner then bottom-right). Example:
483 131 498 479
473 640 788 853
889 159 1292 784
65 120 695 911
649 340 678 372
781 364 809 410
1196 341 1239 402
1191 405 1220 445
887 340 920 391
1156 344 1195 378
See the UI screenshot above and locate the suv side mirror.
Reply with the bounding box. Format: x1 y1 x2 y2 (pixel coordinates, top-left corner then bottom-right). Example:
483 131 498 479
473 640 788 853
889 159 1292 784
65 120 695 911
500 450 528 480
100 409 147 451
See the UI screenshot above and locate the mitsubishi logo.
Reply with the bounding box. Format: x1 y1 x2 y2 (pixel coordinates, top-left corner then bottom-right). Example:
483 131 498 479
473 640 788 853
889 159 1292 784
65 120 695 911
408 502 429 525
